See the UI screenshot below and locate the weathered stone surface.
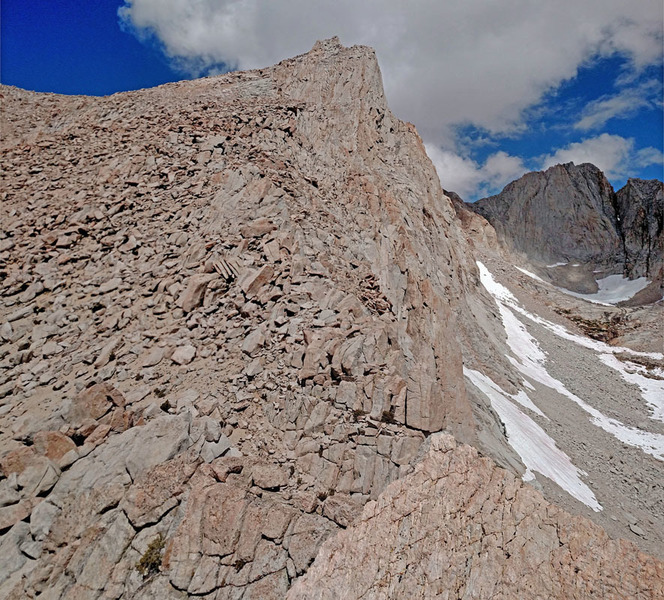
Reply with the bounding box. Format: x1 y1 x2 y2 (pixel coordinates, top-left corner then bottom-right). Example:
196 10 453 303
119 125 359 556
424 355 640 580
178 274 216 312
75 511 135 591
288 434 664 600
284 513 337 575
240 217 276 238
171 344 196 365
32 431 76 461
252 464 289 490
239 265 275 298
121 455 198 528
64 383 125 427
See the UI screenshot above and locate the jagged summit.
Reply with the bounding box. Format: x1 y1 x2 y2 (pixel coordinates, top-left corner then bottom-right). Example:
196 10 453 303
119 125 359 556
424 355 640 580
468 162 663 301
1 40 662 600
471 162 621 268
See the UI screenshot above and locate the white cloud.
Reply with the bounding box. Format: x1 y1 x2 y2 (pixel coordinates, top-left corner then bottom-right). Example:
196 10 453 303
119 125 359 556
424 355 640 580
118 0 663 144
541 134 662 179
635 147 664 169
425 146 526 199
574 80 662 130
484 151 527 188
425 146 482 198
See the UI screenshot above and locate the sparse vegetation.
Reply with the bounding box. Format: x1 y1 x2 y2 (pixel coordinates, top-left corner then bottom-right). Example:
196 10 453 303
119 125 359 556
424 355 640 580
554 308 628 342
234 558 248 572
136 534 166 578
352 409 366 421
614 352 664 380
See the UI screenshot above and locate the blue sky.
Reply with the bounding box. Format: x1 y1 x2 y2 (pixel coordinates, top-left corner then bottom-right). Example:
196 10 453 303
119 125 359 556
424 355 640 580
2 0 662 200
1 0 181 95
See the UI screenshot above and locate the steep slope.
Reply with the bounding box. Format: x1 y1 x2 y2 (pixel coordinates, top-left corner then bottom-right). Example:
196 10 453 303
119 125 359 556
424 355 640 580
452 197 664 560
0 38 500 599
469 163 664 301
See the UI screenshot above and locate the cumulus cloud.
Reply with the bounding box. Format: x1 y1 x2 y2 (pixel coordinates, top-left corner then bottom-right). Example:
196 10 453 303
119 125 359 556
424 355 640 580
118 0 663 143
541 134 663 179
574 79 662 130
425 146 526 199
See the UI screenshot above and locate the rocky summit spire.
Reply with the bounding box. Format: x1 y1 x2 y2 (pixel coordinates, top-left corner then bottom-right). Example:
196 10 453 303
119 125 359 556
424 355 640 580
470 162 664 282
1 39 662 600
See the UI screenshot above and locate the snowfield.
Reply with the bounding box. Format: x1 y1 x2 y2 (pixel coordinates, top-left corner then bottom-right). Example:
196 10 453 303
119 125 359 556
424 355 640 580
464 367 602 511
562 274 651 305
476 262 664 462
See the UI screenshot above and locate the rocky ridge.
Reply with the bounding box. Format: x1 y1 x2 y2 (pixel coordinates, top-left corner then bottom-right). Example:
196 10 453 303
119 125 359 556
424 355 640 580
1 38 662 599
470 163 664 299
289 434 663 599
0 38 500 599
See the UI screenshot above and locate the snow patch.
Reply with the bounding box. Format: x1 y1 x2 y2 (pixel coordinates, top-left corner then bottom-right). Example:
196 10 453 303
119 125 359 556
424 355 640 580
476 263 663 361
464 367 602 511
477 261 664 461
516 266 546 283
547 262 568 268
559 274 650 305
599 354 664 423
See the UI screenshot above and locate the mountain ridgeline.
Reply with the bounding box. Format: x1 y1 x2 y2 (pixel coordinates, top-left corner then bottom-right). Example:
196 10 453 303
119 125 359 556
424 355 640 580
470 163 664 282
1 39 663 600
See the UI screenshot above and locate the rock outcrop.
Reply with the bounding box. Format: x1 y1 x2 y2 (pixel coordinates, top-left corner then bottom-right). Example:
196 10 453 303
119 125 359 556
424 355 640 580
1 38 661 599
0 38 496 598
289 434 664 600
469 162 664 283
616 178 664 279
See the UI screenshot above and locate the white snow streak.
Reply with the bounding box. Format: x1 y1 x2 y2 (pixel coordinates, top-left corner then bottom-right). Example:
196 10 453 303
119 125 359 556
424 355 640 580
599 353 664 423
515 266 546 283
477 261 664 461
464 367 602 511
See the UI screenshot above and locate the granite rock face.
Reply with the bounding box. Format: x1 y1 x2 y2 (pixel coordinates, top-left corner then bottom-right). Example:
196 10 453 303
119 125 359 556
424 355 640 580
0 38 491 598
470 162 663 281
1 38 661 599
289 434 664 600
616 178 664 279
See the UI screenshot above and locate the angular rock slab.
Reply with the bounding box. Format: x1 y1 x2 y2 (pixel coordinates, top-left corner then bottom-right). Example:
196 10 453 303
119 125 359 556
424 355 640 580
288 434 664 600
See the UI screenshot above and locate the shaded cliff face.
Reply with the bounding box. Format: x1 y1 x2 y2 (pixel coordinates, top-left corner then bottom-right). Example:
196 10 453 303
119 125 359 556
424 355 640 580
616 178 664 279
470 162 663 281
0 38 490 599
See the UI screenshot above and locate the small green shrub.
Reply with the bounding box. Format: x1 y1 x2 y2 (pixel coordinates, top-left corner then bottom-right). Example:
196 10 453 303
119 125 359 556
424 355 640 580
136 534 166 578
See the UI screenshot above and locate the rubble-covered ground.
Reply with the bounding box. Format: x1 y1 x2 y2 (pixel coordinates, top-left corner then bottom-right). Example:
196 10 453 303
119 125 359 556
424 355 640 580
1 39 662 599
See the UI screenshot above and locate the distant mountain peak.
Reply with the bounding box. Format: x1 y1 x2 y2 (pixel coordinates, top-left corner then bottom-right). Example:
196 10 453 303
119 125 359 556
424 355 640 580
468 163 663 286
